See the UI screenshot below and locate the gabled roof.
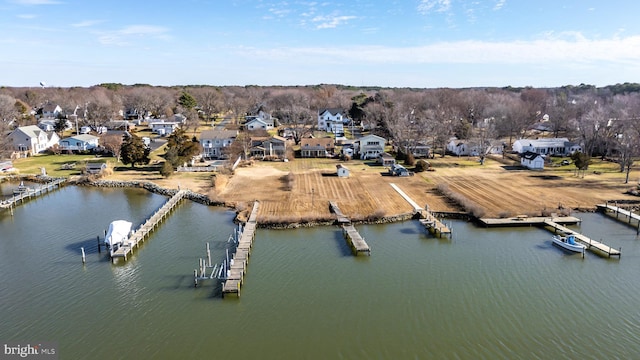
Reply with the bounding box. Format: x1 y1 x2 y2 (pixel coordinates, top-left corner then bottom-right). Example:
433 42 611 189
358 134 386 143
521 151 544 160
13 125 47 139
318 108 344 116
301 137 334 148
514 138 571 148
200 130 238 140
63 134 99 142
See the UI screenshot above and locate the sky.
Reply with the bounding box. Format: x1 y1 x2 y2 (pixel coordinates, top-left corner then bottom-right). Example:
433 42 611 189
1 0 640 89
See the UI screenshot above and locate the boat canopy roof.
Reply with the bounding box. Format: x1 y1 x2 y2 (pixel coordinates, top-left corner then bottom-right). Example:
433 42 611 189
105 220 133 246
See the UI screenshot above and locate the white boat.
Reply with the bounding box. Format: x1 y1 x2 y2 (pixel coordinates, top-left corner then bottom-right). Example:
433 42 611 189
552 234 586 253
105 220 133 248
13 181 30 195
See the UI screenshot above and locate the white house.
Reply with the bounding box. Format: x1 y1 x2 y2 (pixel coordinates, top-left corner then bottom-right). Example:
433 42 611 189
245 111 275 131
317 108 345 135
521 151 545 170
200 130 238 159
357 134 386 160
36 104 62 119
59 134 100 151
512 138 581 156
447 139 481 156
149 121 180 136
9 125 60 155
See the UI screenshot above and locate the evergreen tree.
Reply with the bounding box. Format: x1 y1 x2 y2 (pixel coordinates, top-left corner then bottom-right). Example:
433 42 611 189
120 134 150 168
178 91 197 110
165 128 202 167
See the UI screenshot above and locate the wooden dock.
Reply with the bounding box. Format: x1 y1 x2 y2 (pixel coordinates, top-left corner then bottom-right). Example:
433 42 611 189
478 216 582 227
597 203 640 234
329 201 351 224
343 224 371 256
0 178 66 211
544 220 621 258
222 201 259 297
110 189 188 262
329 201 371 255
419 210 451 238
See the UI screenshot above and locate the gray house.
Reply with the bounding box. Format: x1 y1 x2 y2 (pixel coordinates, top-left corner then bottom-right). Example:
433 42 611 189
200 130 238 159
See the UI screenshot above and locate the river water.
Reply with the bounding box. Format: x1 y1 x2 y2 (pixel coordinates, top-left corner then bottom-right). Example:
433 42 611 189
1 185 639 359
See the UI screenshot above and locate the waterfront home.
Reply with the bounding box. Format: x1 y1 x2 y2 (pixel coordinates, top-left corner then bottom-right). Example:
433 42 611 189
300 137 335 158
200 130 238 159
512 138 581 156
378 152 396 167
59 134 100 152
249 136 287 159
357 134 386 160
317 108 345 135
521 151 545 170
9 125 60 156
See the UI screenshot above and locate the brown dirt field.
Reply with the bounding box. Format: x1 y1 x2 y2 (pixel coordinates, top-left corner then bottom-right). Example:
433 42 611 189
104 156 640 222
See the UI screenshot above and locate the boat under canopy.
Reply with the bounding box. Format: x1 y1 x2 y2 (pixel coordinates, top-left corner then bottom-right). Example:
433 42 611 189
105 220 133 247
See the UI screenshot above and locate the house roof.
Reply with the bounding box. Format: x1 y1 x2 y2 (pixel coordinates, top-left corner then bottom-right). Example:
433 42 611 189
318 108 344 116
514 138 572 148
301 137 335 148
86 162 107 169
13 125 47 139
358 134 386 143
521 151 544 160
200 130 238 140
64 134 99 142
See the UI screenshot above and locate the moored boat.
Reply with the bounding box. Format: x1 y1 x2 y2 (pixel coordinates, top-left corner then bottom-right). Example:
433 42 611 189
552 234 586 253
105 220 133 248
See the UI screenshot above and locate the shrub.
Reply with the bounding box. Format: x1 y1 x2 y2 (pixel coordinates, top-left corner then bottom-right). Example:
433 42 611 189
159 161 174 178
405 152 416 166
414 159 429 172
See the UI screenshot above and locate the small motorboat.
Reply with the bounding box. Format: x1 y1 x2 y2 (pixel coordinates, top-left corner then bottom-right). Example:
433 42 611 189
552 234 586 253
13 181 31 195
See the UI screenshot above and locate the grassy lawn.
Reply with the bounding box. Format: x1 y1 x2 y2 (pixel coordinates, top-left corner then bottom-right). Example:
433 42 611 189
11 154 113 177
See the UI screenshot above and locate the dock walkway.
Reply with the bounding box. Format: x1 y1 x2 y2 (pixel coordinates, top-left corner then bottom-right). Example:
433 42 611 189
329 201 371 255
389 183 451 238
597 203 640 233
544 220 621 258
110 189 187 262
0 178 66 211
222 201 260 297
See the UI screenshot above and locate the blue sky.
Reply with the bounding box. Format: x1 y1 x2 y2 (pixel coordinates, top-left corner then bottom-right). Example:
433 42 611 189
2 0 639 88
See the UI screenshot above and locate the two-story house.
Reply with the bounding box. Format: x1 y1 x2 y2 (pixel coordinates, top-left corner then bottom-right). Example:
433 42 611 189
245 111 275 131
149 121 180 136
317 108 345 135
9 125 60 156
300 137 335 158
356 134 386 160
249 135 287 159
200 130 238 159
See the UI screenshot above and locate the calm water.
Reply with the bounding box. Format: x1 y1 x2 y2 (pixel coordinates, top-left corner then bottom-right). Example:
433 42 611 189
1 185 640 359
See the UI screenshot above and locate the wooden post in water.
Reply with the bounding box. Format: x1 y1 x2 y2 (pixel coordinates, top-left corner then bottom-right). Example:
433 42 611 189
206 242 211 267
97 236 101 253
81 247 86 264
194 269 198 287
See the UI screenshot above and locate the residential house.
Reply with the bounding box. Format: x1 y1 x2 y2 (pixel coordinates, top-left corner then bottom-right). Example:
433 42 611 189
58 134 100 152
521 151 545 170
245 111 275 131
336 164 350 178
300 137 335 158
317 108 345 135
36 103 62 119
447 139 481 156
200 130 238 159
149 121 180 136
38 119 72 132
9 125 60 156
357 134 386 160
512 138 581 157
249 136 287 159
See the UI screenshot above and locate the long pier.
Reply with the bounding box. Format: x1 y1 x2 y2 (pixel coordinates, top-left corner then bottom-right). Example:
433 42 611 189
110 189 188 262
389 183 451 238
543 220 621 258
597 203 640 234
329 201 371 255
222 201 259 297
0 178 66 212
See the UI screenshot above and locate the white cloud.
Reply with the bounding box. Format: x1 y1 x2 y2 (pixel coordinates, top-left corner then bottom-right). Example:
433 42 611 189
244 34 640 67
17 14 37 19
312 15 356 29
417 0 452 15
97 25 170 46
494 0 506 11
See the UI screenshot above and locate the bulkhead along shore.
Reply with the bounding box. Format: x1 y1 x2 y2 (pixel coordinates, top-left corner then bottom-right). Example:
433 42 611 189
6 154 638 228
